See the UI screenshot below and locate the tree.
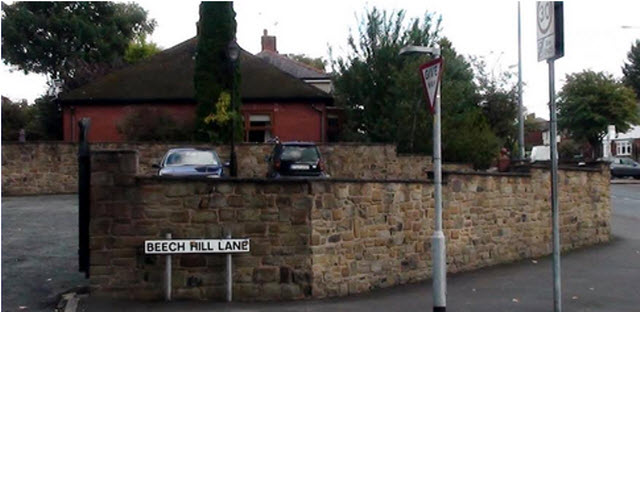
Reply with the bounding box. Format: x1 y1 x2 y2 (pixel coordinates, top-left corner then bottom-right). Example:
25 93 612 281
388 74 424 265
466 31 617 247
557 70 639 154
332 7 442 144
622 40 640 99
286 54 326 71
1 96 32 141
471 57 519 150
124 38 161 65
1 94 62 140
1 1 156 92
332 7 500 169
194 1 241 143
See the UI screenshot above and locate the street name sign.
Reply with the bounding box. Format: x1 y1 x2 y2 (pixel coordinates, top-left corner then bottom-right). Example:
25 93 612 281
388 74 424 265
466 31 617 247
419 58 443 114
145 238 250 254
537 2 564 62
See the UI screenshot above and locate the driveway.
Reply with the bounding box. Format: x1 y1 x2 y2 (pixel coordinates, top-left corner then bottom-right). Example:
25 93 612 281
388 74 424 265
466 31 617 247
1 195 87 311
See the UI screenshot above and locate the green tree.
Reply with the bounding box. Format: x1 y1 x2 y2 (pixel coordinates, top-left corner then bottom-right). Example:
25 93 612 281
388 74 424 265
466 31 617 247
471 57 519 149
286 54 326 71
194 1 241 143
1 1 156 91
0 94 62 141
332 8 500 169
557 70 639 154
622 40 640 99
1 96 32 141
332 7 442 144
124 38 161 64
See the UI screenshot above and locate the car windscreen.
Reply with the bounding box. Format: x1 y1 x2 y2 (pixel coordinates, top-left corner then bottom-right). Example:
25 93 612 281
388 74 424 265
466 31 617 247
165 151 221 166
280 146 320 163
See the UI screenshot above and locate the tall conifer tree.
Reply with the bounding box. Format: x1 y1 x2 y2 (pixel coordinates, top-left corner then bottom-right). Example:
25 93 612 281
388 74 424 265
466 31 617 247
194 1 241 142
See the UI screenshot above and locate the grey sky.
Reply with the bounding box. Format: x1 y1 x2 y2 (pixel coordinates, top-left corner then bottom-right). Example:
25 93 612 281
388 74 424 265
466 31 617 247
2 0 639 121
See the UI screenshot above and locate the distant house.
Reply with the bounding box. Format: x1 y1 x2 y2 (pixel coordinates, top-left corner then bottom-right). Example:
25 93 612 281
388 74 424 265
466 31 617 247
612 125 640 160
257 29 332 94
524 114 549 150
256 30 341 141
60 34 337 143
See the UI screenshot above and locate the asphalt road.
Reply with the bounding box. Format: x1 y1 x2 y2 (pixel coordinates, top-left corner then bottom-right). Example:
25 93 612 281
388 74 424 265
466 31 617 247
2 184 639 312
1 195 87 312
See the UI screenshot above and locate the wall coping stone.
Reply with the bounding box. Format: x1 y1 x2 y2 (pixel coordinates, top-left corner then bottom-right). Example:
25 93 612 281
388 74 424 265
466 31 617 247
444 170 531 178
135 176 436 185
92 149 139 154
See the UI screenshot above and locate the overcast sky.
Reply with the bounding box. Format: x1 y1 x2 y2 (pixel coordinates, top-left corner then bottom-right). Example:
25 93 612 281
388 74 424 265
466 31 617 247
2 0 639 120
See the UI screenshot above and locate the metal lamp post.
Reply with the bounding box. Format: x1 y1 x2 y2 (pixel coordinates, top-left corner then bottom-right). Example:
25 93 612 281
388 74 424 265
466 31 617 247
399 45 446 312
227 39 240 177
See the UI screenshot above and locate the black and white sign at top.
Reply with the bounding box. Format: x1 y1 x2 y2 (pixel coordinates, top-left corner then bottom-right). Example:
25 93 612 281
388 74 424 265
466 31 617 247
419 57 443 114
144 238 250 254
537 2 564 62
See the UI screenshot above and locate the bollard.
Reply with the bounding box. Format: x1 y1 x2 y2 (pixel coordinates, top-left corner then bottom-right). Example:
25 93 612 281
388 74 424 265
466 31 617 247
165 233 172 301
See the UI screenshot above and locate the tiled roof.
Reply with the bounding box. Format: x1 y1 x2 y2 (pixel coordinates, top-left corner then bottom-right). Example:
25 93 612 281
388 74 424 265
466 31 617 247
60 37 332 104
256 50 330 80
615 125 640 140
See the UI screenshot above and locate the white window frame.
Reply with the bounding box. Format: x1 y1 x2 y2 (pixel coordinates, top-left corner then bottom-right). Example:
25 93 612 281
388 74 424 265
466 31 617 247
616 140 632 156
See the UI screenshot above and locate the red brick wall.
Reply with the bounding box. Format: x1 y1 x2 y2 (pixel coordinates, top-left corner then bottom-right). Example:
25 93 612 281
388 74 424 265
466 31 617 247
62 104 196 143
242 102 326 143
63 101 329 143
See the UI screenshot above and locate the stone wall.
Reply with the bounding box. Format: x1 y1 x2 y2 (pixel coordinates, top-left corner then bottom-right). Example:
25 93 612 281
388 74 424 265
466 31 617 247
1 142 78 195
89 150 610 301
90 150 314 301
2 142 431 195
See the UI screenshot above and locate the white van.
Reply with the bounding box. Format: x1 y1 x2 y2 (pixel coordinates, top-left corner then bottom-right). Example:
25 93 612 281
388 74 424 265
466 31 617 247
530 145 550 162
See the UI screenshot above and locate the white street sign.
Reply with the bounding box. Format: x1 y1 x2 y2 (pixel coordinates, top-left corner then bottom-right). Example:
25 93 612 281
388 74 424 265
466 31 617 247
537 2 555 61
537 2 564 62
145 238 250 254
419 58 443 114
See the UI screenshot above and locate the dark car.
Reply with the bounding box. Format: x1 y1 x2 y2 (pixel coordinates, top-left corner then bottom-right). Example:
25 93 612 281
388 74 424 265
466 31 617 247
153 148 228 178
266 142 328 178
609 157 640 179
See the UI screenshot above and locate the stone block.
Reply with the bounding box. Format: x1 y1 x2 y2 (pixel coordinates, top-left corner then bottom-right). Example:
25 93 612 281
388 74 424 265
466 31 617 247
253 266 278 283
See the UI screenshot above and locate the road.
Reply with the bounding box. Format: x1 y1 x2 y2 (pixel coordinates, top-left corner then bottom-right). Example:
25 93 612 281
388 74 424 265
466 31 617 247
1 195 87 311
1 184 639 312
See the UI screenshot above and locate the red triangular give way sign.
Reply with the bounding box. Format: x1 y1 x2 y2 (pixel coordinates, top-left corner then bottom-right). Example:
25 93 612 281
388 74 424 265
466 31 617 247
419 57 443 114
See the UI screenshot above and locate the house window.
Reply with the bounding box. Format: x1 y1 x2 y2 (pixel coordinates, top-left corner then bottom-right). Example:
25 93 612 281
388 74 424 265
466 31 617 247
246 114 273 142
616 140 632 156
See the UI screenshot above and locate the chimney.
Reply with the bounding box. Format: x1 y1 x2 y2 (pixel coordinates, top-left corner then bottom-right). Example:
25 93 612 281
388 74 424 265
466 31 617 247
261 29 277 53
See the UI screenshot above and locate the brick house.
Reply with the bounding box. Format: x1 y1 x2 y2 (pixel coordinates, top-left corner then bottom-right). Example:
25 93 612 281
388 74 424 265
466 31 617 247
60 35 336 143
611 125 640 160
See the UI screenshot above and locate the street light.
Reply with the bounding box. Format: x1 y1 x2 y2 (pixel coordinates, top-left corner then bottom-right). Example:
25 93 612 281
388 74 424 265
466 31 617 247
399 44 447 312
227 39 240 177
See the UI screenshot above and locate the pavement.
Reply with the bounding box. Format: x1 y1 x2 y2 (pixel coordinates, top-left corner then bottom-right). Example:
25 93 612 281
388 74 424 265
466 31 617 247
2 183 639 313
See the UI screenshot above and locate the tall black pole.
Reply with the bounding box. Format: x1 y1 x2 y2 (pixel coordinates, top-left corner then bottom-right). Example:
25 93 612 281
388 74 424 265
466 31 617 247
230 69 237 177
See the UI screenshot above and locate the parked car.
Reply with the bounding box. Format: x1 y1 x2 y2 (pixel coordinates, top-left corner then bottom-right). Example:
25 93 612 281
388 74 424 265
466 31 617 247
608 157 640 178
153 148 228 177
265 142 328 178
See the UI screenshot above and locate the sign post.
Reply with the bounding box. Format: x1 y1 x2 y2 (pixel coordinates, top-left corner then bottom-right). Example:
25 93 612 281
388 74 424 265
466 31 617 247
145 237 250 302
537 1 564 311
418 53 446 312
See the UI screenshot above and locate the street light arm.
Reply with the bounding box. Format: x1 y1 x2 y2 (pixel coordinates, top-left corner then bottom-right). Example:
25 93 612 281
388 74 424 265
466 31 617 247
399 45 440 57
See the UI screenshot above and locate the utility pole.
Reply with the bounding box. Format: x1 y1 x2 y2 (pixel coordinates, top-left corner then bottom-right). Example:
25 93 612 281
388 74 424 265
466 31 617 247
518 1 525 160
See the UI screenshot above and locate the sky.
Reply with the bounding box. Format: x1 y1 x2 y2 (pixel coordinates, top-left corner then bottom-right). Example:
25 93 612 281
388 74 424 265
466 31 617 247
2 0 639 121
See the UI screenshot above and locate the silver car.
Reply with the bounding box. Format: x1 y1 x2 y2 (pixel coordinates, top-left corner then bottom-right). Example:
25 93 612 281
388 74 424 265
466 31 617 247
153 148 229 178
609 157 640 179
